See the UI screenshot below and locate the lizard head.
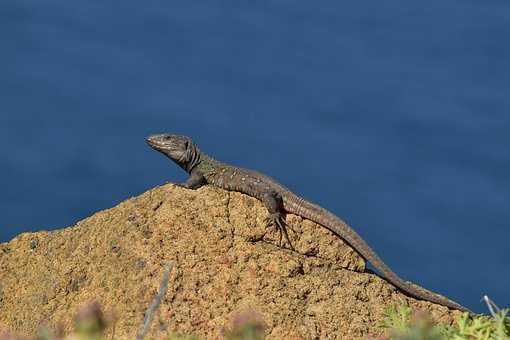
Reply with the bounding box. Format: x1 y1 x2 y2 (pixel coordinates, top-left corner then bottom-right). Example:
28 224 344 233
146 134 200 172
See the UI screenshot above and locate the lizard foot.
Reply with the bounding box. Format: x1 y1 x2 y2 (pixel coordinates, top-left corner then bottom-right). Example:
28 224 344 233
174 183 190 189
264 213 295 250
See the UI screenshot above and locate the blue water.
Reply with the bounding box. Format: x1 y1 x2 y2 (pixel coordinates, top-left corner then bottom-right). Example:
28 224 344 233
1 1 509 313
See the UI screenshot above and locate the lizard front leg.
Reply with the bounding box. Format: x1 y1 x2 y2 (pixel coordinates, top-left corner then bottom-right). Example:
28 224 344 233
261 190 294 250
178 170 206 189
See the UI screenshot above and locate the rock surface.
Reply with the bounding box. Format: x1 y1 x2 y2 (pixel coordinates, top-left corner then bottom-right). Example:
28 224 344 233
0 184 462 339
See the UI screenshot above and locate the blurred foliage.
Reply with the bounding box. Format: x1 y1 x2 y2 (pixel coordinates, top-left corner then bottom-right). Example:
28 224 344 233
167 333 199 340
222 310 265 340
3 300 509 339
379 303 510 340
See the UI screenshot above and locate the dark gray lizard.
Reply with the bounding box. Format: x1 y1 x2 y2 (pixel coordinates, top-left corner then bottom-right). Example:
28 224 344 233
146 133 471 313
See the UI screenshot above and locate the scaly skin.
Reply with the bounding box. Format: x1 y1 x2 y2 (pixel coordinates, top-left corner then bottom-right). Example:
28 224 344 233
146 133 472 313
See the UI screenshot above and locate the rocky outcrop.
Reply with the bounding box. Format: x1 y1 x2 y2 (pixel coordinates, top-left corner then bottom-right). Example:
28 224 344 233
0 184 461 339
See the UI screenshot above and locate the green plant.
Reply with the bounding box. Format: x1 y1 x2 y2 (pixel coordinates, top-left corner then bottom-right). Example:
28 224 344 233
379 303 510 340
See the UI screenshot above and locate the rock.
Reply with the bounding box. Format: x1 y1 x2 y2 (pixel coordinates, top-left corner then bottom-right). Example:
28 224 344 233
0 184 461 339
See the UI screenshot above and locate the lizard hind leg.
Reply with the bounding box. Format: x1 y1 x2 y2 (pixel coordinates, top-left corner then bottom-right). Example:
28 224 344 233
264 212 295 249
261 190 295 250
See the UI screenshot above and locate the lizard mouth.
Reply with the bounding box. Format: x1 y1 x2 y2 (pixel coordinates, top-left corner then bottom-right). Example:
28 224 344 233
145 136 165 150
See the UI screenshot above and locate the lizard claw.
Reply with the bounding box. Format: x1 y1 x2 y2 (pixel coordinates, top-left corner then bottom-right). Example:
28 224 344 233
264 213 295 250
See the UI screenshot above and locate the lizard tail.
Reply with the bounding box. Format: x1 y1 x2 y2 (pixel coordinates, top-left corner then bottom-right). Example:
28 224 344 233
284 195 472 313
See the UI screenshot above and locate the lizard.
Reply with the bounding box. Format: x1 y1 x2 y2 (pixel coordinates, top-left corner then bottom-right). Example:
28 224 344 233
146 133 471 313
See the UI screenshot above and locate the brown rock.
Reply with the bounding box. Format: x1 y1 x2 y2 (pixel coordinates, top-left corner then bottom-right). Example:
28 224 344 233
0 184 461 339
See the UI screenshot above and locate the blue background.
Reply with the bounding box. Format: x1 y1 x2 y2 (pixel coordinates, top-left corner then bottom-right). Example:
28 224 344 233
1 1 509 313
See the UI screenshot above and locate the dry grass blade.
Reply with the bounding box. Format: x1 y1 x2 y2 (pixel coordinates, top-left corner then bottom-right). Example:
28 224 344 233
136 262 174 340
